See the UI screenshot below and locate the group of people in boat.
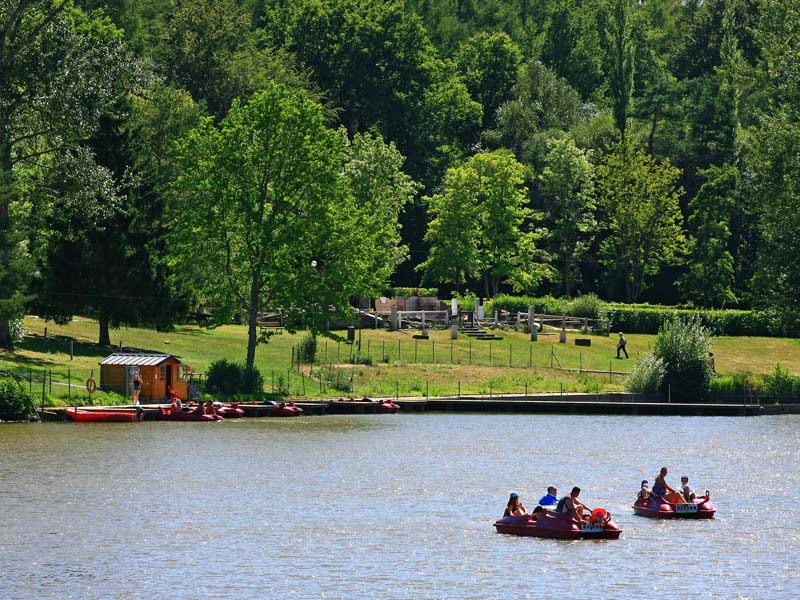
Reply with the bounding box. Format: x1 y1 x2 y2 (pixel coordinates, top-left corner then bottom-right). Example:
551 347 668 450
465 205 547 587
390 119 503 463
503 485 593 523
638 467 697 503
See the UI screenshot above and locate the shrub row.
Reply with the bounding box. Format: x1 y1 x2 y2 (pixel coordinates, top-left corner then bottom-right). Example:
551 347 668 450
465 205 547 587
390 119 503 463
486 294 799 337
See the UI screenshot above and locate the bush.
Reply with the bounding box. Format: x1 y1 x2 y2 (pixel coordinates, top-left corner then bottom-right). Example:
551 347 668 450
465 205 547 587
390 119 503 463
625 353 666 393
205 359 264 396
0 377 35 421
388 287 438 297
487 294 569 316
652 316 713 401
295 334 318 363
567 293 602 319
10 319 25 343
764 363 799 397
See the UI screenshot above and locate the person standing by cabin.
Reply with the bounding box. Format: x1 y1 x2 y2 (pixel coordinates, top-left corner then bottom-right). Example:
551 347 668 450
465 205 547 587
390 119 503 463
616 332 629 359
131 371 143 405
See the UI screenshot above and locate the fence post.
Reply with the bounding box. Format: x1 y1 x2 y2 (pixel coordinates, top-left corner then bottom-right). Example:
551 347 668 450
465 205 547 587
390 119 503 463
560 382 563 400
432 340 436 363
458 380 461 398
68 369 71 400
70 341 74 361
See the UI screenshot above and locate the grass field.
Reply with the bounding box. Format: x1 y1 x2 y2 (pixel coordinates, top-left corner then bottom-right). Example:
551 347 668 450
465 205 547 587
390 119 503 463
6 315 799 405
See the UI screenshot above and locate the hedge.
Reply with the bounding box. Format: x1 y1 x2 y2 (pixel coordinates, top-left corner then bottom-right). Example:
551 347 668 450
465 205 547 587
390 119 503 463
483 295 799 337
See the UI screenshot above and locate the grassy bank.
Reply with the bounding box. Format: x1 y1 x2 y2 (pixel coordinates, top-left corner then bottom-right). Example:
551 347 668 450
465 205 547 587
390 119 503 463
6 316 799 405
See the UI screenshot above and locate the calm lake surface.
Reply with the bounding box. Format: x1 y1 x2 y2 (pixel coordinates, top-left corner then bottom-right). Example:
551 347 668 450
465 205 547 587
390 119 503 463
1 414 798 599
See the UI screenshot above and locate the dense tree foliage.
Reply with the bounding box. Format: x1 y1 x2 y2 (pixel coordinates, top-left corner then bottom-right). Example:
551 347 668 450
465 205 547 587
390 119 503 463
3 0 799 351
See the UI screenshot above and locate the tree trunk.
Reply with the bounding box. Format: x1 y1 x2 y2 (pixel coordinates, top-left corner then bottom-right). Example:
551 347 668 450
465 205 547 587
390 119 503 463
245 278 260 370
0 141 13 349
98 305 111 346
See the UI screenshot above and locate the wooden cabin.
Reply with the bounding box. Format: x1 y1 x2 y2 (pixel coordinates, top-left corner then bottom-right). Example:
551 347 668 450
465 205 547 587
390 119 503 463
99 353 191 403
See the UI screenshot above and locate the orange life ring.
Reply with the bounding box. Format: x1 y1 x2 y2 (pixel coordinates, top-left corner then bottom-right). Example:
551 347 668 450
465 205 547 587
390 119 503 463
86 378 97 394
591 507 608 523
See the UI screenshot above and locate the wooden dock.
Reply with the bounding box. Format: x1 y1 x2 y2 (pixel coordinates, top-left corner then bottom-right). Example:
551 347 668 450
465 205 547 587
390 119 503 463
38 393 772 421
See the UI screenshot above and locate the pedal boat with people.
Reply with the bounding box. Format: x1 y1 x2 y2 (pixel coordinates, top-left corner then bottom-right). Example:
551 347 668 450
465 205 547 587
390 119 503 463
633 492 715 519
494 508 622 540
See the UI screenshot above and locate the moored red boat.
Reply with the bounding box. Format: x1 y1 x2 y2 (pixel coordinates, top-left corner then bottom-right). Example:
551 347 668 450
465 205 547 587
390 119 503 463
633 492 715 519
494 509 622 540
376 400 400 413
270 401 303 417
158 406 223 421
214 402 245 418
66 407 145 423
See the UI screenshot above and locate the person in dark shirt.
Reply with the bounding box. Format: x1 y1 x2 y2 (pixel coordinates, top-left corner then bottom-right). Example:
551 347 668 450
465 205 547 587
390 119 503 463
503 492 527 517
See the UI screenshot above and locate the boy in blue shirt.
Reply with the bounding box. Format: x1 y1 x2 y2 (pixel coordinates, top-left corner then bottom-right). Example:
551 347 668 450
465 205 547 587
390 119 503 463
538 486 559 506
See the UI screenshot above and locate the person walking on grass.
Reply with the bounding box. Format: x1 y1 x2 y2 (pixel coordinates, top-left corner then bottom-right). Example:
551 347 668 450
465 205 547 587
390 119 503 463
616 332 629 359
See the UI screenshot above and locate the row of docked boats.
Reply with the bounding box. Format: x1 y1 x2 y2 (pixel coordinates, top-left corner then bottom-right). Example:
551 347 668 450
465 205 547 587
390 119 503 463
65 401 292 422
64 397 401 422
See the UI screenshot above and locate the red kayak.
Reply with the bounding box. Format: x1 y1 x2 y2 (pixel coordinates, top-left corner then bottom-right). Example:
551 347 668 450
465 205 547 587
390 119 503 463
158 407 223 421
271 401 303 417
633 492 715 519
66 407 144 423
494 509 622 540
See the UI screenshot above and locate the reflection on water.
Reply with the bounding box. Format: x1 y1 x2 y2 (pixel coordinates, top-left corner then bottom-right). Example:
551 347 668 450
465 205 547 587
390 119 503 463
1 415 798 599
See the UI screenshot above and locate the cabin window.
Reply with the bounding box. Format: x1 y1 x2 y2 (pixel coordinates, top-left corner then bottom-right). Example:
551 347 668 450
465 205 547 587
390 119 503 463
159 366 166 380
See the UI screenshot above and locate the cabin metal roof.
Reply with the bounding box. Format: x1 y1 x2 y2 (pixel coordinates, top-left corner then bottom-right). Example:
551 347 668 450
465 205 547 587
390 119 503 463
100 353 180 366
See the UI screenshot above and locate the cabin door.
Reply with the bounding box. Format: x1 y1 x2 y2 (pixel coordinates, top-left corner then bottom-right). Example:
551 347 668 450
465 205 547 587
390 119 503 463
166 364 173 390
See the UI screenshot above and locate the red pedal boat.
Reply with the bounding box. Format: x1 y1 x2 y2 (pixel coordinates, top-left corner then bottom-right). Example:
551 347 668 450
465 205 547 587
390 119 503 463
66 407 144 423
377 400 400 413
158 406 223 421
214 403 245 418
270 401 303 417
494 509 622 540
633 492 715 519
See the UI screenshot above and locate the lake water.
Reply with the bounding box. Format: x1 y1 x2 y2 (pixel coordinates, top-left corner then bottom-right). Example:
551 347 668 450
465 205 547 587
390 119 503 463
1 414 798 599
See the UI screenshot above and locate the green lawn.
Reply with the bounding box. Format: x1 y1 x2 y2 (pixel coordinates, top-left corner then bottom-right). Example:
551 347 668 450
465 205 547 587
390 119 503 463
6 316 799 405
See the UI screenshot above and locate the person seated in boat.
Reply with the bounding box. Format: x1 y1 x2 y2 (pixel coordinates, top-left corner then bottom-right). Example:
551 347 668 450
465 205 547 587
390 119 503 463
503 492 527 517
538 486 559 507
638 480 651 501
530 505 545 522
680 476 696 502
653 467 684 503
203 400 216 416
556 486 590 522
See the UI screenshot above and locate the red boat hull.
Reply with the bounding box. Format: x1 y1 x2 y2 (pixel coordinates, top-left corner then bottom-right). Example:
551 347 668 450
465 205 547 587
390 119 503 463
377 401 400 413
271 402 303 417
66 407 144 423
158 407 223 421
215 404 245 418
633 495 715 519
494 511 622 540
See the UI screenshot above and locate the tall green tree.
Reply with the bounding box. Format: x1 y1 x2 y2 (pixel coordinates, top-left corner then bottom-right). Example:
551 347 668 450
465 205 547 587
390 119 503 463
0 1 130 348
455 31 522 128
678 164 738 307
597 144 685 302
540 136 595 297
600 0 636 142
419 149 550 295
171 83 408 369
749 0 800 321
